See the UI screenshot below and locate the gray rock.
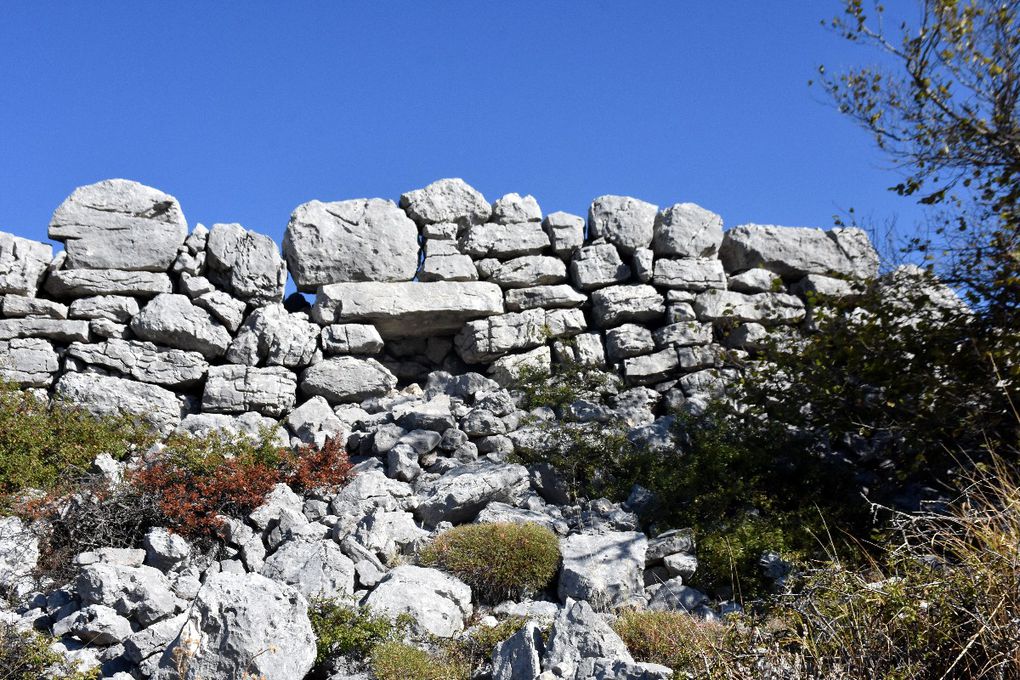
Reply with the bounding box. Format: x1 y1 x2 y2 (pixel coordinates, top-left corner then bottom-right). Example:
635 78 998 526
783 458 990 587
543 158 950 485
0 516 39 598
558 532 647 608
556 332 606 368
647 577 708 612
652 202 724 258
632 248 654 283
312 281 504 337
68 339 208 387
653 322 713 349
489 345 551 386
589 195 658 254
386 443 422 482
459 222 550 259
352 510 429 563
363 565 472 638
475 502 557 531
284 198 419 291
829 227 880 279
414 459 530 526
49 179 187 271
542 598 634 671
194 290 247 333
693 289 806 325
726 322 769 350
179 273 215 298
422 222 459 239
0 338 59 387
201 364 297 417
488 255 566 288
727 267 781 294
55 371 182 432
176 411 286 445
300 356 397 404
419 239 478 282
579 658 674 680
67 295 137 322
123 612 187 668
791 273 854 298
205 222 287 304
400 178 491 227
544 211 585 256
652 258 727 291
154 571 316 680
455 308 550 363
89 318 129 339
261 536 356 600
2 294 68 319
591 285 665 327
77 563 178 626
286 395 344 446
605 324 655 361
570 244 631 290
45 269 172 298
492 621 544 680
144 528 191 573
0 232 51 296
663 552 698 580
227 304 319 368
505 284 587 311
131 293 232 358
645 529 695 565
0 318 89 343
393 397 456 432
720 224 877 278
67 604 133 646
492 193 542 223
320 324 384 355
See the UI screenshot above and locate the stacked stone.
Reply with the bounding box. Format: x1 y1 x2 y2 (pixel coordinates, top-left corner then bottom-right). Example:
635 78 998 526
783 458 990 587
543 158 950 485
0 176 879 444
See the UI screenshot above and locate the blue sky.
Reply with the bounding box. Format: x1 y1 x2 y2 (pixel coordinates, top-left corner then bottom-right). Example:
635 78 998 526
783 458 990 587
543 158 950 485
0 1 925 262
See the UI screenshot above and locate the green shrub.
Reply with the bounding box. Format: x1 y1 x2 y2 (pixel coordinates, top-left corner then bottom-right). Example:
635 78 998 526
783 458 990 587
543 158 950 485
0 621 100 680
308 601 396 671
445 616 529 670
515 360 619 413
420 522 560 603
0 382 154 502
369 641 469 680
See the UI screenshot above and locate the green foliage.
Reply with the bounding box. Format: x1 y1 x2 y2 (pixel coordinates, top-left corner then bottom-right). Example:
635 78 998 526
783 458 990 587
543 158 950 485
308 601 397 674
0 381 154 501
0 621 100 680
444 617 530 672
515 360 619 413
369 641 469 680
420 523 560 603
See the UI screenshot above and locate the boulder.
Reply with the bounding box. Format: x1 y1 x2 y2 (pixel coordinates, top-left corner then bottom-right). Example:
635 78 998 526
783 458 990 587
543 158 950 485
653 321 713 348
605 324 655 362
719 224 877 278
45 269 173 298
261 536 356 600
829 226 880 278
2 294 68 319
570 244 631 290
399 178 491 227
647 577 708 612
505 284 587 311
544 211 586 257
352 510 429 563
0 232 51 296
49 179 187 271
202 364 297 417
68 340 208 388
131 294 232 359
0 318 89 343
652 203 724 258
419 239 478 282
67 295 138 322
320 324 384 355
488 255 566 288
459 222 550 259
363 565 472 638
176 412 286 446
144 528 191 573
300 356 397 404
455 309 549 363
67 604 134 646
693 289 806 325
558 531 647 608
226 304 320 368
492 192 542 223
578 658 675 680
588 195 658 254
0 516 39 598
154 571 316 680
0 338 59 387
414 459 530 526
194 290 247 332
284 198 419 290
727 267 781 294
590 285 665 327
312 281 504 337
652 258 727 291
55 371 182 432
489 345 551 385
492 621 544 680
542 599 634 671
286 395 344 446
77 563 178 626
205 222 287 304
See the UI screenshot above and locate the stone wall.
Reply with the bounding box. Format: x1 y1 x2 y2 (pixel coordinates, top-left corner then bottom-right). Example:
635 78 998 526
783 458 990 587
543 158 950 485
0 177 878 436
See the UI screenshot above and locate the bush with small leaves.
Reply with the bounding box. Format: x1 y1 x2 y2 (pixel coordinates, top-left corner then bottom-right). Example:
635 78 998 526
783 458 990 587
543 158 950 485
308 600 397 674
420 522 560 604
0 621 100 680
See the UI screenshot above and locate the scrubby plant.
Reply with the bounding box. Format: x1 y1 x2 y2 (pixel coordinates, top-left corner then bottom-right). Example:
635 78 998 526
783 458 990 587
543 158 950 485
0 621 100 680
0 381 154 503
308 601 399 676
369 641 470 680
515 360 619 413
420 522 560 603
444 616 529 670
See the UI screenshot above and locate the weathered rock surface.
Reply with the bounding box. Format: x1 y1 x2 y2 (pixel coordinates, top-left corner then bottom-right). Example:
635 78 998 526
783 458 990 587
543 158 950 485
0 318 89 343
320 323 384 355
312 281 504 336
492 192 542 224
505 284 587 311
492 621 544 680
131 294 232 358
591 285 665 327
414 459 530 526
49 179 188 271
488 255 566 288
459 222 550 259
68 295 138 322
589 195 658 254
0 516 39 598
543 599 634 670
68 339 208 387
544 211 585 256
400 178 491 227
652 203 724 258
202 364 297 417
652 258 727 291
0 337 59 387
363 565 472 638
261 535 356 600
693 289 806 325
227 304 319 368
559 532 647 608
45 269 173 298
300 357 397 404
570 244 632 290
720 224 878 279
55 371 182 432
284 198 420 290
0 232 51 297
205 222 287 304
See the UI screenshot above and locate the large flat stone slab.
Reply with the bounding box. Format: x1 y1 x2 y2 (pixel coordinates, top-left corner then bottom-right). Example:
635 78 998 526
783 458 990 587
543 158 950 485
45 269 173 298
312 281 504 337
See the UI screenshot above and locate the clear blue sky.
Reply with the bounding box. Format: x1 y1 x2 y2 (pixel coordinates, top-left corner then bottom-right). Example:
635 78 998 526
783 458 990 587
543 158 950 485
0 1 926 262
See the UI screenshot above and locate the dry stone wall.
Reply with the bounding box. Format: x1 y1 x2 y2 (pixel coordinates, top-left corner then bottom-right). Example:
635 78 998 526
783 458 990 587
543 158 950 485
0 177 879 436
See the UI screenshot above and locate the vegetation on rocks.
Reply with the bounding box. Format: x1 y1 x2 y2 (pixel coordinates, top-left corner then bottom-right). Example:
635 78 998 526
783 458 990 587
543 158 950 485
420 522 561 603
0 621 99 680
369 641 470 680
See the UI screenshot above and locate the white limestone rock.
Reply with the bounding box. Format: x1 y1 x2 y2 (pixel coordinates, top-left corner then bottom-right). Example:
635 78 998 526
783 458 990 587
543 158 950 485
652 258 727 291
489 345 552 386
261 536 356 600
459 222 550 259
505 284 587 311
194 290 247 332
0 318 89 343
570 244 632 290
363 565 472 638
202 364 297 417
589 195 658 254
67 295 138 322
492 621 544 680
0 338 59 387
300 356 397 404
284 198 419 291
130 293 232 358
2 294 68 319
0 516 39 599
652 202 724 258
720 224 878 279
54 371 182 432
488 255 567 289
0 232 52 296
205 222 287 304
653 322 713 349
558 531 647 608
414 459 531 526
67 339 208 388
400 178 491 227
419 239 478 282
320 323 384 355
49 179 188 271
605 324 655 361
227 304 319 368
590 284 665 328
492 192 542 223
622 349 680 385
45 269 172 298
544 211 586 257
542 598 634 670
693 289 806 325
727 267 782 293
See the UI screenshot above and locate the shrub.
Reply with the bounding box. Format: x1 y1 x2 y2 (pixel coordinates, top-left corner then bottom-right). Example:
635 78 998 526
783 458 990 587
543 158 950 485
420 522 560 603
308 601 396 672
0 382 154 503
515 360 619 413
369 642 469 680
131 434 354 539
0 621 100 680
445 616 529 670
